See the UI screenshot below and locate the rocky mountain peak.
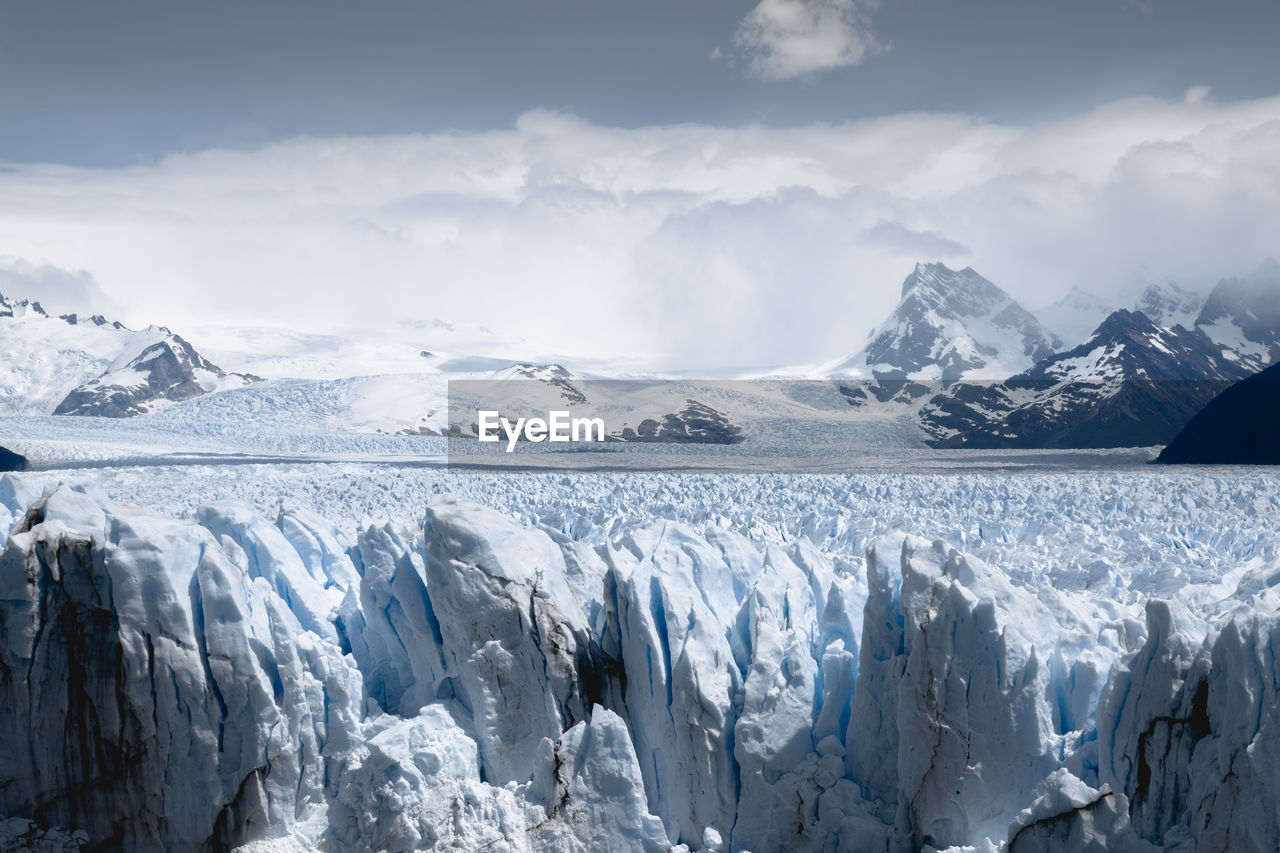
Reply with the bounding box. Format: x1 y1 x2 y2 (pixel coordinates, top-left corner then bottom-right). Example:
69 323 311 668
0 291 48 319
1194 259 1280 370
1135 281 1201 327
837 262 1062 381
50 330 260 418
1089 308 1160 342
899 262 1004 309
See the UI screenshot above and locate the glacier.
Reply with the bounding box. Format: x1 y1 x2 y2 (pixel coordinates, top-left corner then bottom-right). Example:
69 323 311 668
0 470 1278 852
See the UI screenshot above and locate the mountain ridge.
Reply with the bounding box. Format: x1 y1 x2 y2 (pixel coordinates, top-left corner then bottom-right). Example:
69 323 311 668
829 261 1062 383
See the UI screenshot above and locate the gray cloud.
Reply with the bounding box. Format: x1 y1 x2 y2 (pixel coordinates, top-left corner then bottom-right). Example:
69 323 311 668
862 220 970 259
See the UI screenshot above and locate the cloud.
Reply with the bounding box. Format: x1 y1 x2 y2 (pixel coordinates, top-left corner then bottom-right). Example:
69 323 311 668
862 220 970 259
0 257 121 317
0 93 1277 367
730 0 885 82
1184 85 1211 103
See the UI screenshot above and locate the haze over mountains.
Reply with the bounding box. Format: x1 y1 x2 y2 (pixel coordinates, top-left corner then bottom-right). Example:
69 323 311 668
821 258 1280 447
824 259 1279 383
2 257 1277 449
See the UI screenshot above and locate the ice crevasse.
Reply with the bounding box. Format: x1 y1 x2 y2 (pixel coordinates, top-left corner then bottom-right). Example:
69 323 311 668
0 480 1278 852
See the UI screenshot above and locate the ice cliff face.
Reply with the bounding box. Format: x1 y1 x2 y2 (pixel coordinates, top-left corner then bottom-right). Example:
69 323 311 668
1 485 1278 851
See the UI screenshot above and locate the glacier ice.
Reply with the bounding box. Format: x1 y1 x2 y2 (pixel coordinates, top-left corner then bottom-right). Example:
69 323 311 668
1 476 1279 851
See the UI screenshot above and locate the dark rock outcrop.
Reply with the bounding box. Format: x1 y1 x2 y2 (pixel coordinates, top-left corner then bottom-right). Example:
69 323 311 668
1156 361 1280 464
53 335 260 418
615 399 745 444
0 446 27 472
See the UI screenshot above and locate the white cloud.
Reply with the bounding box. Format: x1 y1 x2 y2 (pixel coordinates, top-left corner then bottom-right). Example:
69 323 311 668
0 257 120 317
1184 85 1211 103
0 93 1278 367
731 0 884 82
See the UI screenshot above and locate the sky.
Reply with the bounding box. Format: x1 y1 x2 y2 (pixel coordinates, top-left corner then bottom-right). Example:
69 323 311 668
2 0 1279 367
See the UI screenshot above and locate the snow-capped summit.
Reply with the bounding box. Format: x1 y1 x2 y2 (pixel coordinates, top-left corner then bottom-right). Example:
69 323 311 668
1134 280 1202 329
0 290 258 417
489 362 589 404
1036 286 1113 349
831 262 1062 381
53 331 260 417
0 292 48 319
57 312 127 329
1195 258 1280 371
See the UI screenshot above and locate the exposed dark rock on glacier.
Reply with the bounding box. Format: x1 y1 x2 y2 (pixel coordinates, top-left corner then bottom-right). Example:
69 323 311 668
1098 600 1280 851
0 446 27 472
615 399 745 444
53 334 261 418
1156 361 1280 465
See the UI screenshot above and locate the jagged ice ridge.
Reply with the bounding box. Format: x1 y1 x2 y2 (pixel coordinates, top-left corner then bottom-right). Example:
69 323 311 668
0 474 1278 852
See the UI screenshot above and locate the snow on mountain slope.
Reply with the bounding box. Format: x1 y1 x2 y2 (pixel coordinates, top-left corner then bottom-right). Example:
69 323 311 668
921 309 1254 448
53 332 260 417
0 294 133 415
1022 309 1243 383
2 472 1278 852
1037 285 1114 349
189 319 655 382
1195 258 1280 372
829 262 1062 381
0 292 259 417
1135 280 1203 329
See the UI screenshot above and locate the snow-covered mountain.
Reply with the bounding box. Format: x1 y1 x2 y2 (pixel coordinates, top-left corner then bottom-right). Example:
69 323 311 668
613 398 745 444
1020 309 1242 384
53 333 260 417
0 294 131 415
1037 285 1113 348
921 309 1254 448
1194 258 1280 372
0 292 258 417
829 262 1062 381
1135 280 1202 329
